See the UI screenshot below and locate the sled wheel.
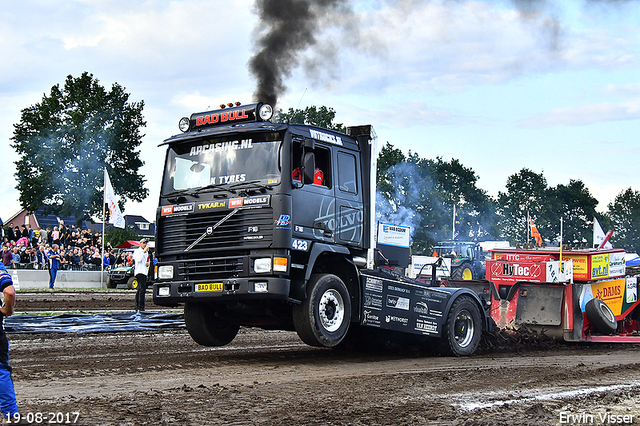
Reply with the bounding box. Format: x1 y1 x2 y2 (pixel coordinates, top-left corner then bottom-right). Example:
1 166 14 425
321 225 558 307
127 276 139 290
293 274 351 347
184 302 240 346
585 298 617 335
436 295 482 356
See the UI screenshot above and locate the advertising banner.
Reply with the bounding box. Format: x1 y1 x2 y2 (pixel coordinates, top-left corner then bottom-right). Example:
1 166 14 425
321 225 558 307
360 272 451 337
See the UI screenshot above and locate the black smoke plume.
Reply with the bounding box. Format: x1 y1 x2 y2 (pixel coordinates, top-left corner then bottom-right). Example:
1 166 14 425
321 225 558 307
249 0 347 108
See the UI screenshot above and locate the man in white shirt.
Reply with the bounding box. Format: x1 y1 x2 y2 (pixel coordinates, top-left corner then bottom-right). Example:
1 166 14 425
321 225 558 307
133 238 149 311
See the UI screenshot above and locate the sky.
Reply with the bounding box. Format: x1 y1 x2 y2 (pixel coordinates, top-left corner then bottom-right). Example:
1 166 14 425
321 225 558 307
1 0 639 225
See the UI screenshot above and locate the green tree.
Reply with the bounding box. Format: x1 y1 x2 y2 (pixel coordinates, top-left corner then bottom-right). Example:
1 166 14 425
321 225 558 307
496 168 550 245
376 144 493 254
430 157 496 242
103 225 142 249
276 105 346 132
547 180 599 245
607 187 640 253
11 72 148 225
376 142 407 199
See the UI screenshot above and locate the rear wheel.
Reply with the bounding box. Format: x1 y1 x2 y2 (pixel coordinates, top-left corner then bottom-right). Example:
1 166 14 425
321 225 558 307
585 298 617 335
452 263 474 280
293 274 351 347
436 295 482 356
184 302 240 346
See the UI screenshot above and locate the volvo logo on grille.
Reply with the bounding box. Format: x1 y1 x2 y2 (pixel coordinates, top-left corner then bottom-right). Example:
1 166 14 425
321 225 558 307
184 209 240 252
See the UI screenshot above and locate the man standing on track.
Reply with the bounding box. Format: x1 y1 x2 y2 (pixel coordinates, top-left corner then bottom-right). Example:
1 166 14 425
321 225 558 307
47 244 61 289
133 239 149 312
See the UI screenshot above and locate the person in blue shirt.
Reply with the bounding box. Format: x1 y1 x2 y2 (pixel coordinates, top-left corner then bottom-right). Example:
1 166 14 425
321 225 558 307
0 263 20 420
47 244 61 289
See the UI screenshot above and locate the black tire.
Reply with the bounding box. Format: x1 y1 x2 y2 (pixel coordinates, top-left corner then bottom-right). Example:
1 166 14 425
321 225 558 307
293 274 351 347
585 298 617 335
106 277 116 289
184 302 240 346
436 295 482 356
451 263 474 280
127 276 139 290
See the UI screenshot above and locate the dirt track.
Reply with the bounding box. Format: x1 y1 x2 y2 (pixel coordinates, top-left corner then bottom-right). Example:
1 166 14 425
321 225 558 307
7 291 640 425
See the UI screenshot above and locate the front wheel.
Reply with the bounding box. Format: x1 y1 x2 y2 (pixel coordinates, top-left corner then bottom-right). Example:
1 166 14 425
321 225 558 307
184 303 240 346
293 274 351 347
436 295 482 356
127 276 139 290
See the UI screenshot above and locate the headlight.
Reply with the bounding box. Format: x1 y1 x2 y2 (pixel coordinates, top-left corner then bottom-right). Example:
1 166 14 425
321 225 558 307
179 117 190 132
157 286 171 297
254 258 272 273
258 104 273 121
158 265 174 279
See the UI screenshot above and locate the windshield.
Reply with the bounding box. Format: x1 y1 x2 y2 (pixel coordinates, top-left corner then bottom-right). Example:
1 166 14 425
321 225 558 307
162 134 282 195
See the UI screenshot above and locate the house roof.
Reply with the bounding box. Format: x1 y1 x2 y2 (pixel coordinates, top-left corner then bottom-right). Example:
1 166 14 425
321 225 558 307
32 206 90 230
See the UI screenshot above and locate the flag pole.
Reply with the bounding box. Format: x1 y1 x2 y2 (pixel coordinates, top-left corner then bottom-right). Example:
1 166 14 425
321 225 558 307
452 204 456 240
101 167 106 289
559 217 564 272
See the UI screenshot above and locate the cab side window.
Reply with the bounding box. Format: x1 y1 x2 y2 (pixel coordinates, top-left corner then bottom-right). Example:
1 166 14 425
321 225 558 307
314 146 331 188
337 152 357 194
291 139 331 188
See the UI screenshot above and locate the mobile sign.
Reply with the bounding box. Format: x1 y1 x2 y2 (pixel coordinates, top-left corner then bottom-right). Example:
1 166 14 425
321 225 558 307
377 223 411 248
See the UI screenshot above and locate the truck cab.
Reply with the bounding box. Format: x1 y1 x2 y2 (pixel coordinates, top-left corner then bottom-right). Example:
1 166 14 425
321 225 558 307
153 103 375 347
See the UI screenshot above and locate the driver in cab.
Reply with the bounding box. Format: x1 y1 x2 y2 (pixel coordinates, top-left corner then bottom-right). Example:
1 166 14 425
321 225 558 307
292 167 324 186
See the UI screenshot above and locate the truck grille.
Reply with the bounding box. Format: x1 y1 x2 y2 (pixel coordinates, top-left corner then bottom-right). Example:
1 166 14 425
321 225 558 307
159 208 274 255
179 254 245 281
158 208 274 281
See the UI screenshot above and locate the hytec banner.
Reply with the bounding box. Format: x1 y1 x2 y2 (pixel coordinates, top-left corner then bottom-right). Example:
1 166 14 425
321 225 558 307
104 169 125 229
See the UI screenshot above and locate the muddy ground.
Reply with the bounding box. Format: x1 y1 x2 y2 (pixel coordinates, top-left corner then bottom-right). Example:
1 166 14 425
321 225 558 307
6 291 640 425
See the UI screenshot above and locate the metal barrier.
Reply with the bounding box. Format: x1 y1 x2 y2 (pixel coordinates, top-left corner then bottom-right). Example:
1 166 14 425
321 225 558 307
6 269 106 290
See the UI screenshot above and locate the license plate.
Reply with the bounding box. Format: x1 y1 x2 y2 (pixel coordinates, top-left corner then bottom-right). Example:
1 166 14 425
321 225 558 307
195 282 224 292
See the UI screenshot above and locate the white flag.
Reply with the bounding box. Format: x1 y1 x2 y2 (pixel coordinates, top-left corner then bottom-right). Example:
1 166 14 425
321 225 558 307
593 217 612 249
104 169 126 229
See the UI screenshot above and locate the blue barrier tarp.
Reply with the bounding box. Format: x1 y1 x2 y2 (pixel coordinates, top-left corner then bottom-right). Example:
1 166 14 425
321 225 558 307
4 312 185 334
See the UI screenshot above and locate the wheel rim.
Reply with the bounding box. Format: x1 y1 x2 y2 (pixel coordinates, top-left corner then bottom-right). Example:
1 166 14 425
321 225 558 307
132 280 138 289
318 289 345 332
601 301 616 323
462 268 473 280
453 309 475 348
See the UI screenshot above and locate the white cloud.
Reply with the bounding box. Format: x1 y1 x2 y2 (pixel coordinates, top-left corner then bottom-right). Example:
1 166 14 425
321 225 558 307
604 82 640 97
586 182 640 213
520 100 640 128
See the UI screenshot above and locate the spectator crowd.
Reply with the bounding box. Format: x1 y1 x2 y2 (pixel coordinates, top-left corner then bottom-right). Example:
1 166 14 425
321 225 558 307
0 220 132 271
